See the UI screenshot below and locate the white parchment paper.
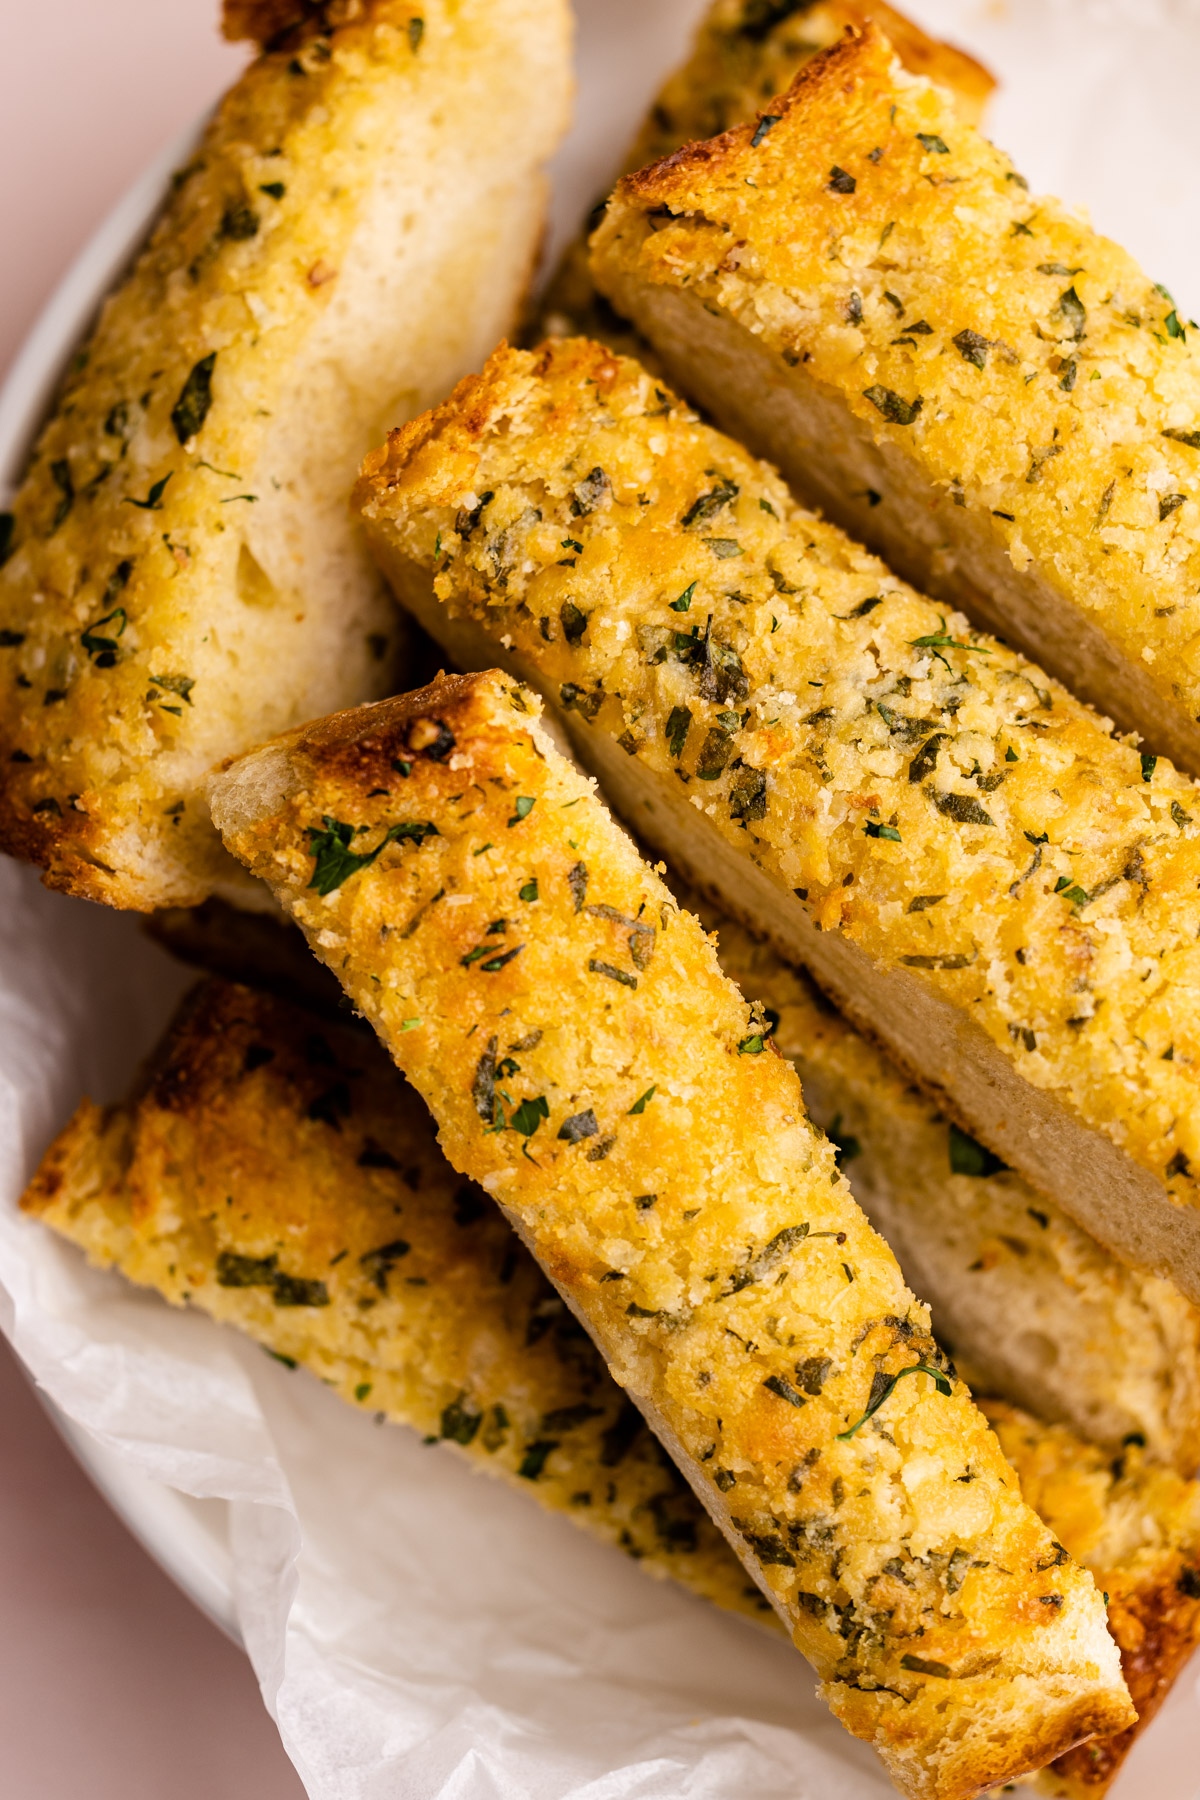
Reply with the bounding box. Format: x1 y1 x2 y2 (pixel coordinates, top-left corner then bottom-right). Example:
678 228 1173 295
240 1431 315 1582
5 4 1200 1796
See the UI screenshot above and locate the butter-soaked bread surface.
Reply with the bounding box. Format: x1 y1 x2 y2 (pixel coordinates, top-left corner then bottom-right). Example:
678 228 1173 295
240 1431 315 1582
23 975 767 1623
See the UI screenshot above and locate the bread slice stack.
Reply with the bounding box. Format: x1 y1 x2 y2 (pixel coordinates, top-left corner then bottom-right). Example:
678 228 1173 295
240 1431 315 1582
142 882 1200 1480
0 0 571 908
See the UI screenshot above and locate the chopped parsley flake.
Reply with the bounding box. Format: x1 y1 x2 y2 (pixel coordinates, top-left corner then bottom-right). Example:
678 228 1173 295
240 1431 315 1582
952 329 989 369
909 614 992 673
838 1362 952 1440
80 605 127 664
665 705 691 760
863 385 923 426
170 353 216 444
948 1124 1007 1178
682 480 738 527
124 473 172 511
588 958 637 988
50 460 73 531
558 1109 599 1143
518 1439 557 1481
763 1374 807 1408
306 816 437 896
509 1095 549 1138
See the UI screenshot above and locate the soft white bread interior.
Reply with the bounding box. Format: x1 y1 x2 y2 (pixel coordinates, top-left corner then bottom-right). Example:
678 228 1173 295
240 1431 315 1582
0 0 571 909
703 908 1200 1475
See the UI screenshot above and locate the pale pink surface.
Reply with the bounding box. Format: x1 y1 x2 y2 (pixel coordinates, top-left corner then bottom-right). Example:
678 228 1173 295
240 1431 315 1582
0 0 245 376
1 7 305 1792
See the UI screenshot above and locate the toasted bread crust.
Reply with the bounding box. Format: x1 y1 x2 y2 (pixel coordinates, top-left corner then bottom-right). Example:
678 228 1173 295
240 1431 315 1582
627 1 989 172
222 0 356 46
352 336 1200 1304
210 668 1131 1800
590 24 1200 777
0 0 569 908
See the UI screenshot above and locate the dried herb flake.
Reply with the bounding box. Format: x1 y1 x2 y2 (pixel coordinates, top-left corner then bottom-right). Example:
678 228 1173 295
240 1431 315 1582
171 353 217 444
306 816 437 896
838 1362 952 1439
863 386 923 426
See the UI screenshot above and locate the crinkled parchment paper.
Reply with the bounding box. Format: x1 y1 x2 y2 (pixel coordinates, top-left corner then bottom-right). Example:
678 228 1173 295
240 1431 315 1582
3 3 1200 1795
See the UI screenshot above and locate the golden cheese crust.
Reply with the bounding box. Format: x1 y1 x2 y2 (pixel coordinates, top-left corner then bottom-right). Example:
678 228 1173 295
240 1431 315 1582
26 971 1199 1796
209 668 1131 1800
22 976 769 1623
351 336 1200 1302
984 1400 1200 1798
0 0 569 909
589 24 1200 776
536 0 992 355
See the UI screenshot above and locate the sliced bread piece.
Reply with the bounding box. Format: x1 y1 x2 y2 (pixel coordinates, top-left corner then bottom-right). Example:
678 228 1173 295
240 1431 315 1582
26 977 1200 1797
209 666 1132 1800
984 1400 1200 1799
589 23 1200 777
0 0 570 909
352 338 1200 1304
